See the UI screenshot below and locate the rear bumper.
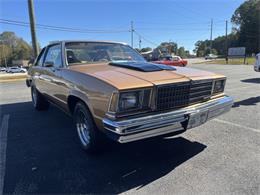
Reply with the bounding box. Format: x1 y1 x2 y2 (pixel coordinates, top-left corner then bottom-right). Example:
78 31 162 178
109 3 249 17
103 96 233 143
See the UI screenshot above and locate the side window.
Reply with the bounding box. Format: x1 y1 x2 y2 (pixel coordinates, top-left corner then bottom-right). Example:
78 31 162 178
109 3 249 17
35 47 46 66
44 44 62 68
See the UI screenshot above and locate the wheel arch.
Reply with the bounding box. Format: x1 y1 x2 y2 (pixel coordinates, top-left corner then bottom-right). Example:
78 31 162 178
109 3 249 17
67 90 93 116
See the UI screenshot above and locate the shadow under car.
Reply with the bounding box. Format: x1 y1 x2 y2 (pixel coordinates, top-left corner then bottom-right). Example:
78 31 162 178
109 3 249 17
1 101 206 194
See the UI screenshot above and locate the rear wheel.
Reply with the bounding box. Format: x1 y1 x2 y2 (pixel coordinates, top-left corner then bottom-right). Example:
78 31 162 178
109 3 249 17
73 102 103 153
31 86 49 110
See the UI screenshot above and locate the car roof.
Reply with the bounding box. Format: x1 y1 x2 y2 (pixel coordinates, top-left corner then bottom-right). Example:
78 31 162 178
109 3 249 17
49 40 128 45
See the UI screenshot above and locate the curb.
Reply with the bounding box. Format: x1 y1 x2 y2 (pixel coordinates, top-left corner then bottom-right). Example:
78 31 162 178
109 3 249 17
0 78 26 83
0 74 27 83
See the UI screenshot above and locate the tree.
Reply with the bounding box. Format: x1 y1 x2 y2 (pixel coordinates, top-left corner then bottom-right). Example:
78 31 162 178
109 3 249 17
194 0 259 56
0 31 33 65
13 39 32 60
193 40 210 57
177 47 187 58
0 31 18 49
157 42 178 54
231 0 260 54
194 33 239 57
0 44 12 66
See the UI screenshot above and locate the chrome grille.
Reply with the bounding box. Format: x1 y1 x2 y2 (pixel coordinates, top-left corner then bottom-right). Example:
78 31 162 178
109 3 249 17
189 80 213 104
156 80 213 110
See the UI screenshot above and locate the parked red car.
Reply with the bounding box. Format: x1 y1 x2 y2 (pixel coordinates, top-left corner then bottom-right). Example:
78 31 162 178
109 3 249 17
153 55 188 67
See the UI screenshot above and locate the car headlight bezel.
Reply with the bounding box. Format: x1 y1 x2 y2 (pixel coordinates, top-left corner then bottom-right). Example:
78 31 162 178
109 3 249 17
108 89 152 117
212 78 226 95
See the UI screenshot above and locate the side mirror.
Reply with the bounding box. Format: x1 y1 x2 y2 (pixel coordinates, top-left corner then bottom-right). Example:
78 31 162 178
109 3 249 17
44 61 54 67
28 58 35 67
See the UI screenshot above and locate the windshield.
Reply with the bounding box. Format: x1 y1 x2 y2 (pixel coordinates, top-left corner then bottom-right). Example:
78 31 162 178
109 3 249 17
65 42 146 65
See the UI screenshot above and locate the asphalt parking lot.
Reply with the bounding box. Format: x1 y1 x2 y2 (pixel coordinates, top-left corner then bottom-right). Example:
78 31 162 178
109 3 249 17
0 64 259 194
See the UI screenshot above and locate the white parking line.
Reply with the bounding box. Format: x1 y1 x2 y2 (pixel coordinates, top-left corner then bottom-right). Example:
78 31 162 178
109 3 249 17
213 118 260 133
0 114 9 195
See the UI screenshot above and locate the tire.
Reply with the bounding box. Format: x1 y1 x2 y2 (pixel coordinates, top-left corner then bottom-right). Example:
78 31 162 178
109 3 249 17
31 86 49 110
73 102 104 153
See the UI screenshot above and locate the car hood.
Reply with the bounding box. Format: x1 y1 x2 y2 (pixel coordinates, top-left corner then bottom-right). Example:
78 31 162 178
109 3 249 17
69 62 224 90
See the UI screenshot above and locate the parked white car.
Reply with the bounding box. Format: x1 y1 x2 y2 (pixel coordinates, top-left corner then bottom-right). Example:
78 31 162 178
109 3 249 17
254 52 260 72
205 54 218 60
0 67 6 72
6 66 27 73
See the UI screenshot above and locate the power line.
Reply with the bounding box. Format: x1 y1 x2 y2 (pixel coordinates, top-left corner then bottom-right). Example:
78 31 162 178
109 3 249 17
135 21 211 26
135 27 211 32
0 18 130 33
134 31 159 46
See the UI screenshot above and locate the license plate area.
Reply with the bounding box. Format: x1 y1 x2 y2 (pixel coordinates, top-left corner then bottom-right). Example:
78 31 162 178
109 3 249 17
187 110 209 129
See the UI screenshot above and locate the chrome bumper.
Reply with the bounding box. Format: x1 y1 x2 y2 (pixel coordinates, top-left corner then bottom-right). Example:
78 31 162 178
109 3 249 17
103 96 233 143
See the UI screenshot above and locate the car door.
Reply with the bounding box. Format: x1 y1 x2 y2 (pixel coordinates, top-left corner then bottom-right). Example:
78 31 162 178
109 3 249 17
41 43 68 108
172 57 180 65
31 47 46 92
39 44 62 103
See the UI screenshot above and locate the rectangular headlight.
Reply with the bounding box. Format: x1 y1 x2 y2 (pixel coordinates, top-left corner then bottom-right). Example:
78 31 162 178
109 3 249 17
108 89 151 115
119 91 140 111
213 79 226 94
118 89 151 112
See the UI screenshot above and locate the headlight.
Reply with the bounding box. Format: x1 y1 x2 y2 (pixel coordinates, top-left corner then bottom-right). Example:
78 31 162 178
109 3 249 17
108 89 151 115
213 79 226 94
119 91 140 111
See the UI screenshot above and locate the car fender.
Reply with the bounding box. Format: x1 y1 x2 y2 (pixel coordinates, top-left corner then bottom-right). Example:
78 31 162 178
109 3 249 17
68 89 94 116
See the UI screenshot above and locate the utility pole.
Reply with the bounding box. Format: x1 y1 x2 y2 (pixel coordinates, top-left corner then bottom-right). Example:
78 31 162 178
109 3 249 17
28 0 39 58
225 20 228 64
210 19 213 54
130 21 134 48
139 36 142 50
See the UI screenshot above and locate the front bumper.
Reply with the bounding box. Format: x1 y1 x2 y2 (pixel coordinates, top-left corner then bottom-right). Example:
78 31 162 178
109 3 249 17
103 96 233 143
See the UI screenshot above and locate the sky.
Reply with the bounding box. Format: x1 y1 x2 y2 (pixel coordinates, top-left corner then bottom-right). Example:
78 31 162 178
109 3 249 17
0 0 244 53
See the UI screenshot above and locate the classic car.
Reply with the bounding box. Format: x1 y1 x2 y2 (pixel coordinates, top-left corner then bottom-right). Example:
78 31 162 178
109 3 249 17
152 55 188 67
26 40 233 153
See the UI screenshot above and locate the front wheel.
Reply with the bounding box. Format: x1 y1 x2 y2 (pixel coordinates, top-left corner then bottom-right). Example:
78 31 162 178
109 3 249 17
73 102 104 153
31 86 49 110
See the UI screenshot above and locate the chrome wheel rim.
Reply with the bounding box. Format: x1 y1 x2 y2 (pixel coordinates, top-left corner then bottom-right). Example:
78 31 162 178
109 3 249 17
32 88 37 107
76 111 91 147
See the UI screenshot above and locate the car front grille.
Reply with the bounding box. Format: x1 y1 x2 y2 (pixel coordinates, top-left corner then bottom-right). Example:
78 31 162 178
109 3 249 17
156 80 213 110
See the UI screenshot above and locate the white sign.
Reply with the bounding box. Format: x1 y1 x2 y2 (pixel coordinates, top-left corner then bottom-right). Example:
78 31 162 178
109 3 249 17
228 47 246 57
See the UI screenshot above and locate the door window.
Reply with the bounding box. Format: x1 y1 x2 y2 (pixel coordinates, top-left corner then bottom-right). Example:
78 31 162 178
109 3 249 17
35 47 46 66
44 44 62 68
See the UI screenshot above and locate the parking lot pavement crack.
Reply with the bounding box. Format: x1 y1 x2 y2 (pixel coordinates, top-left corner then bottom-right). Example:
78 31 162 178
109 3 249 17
213 118 260 134
0 114 9 195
